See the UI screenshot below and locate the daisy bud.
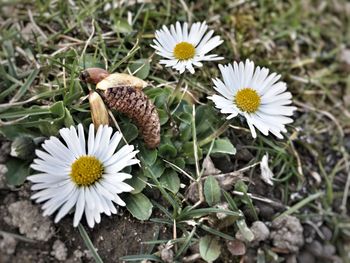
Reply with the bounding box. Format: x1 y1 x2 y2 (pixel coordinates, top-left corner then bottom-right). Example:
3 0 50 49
89 91 109 129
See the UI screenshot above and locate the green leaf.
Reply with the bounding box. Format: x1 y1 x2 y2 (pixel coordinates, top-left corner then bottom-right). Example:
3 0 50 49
175 227 197 258
49 101 65 116
139 143 157 166
204 176 221 206
158 143 177 158
77 223 103 263
235 180 248 192
0 106 50 119
126 172 147 194
223 191 239 211
199 224 234 240
10 136 35 160
79 55 105 69
236 219 254 242
38 101 70 135
144 87 166 99
159 170 180 194
63 108 74 127
5 157 30 186
174 157 185 170
125 193 153 220
157 108 169 126
235 180 258 220
147 88 172 108
144 159 165 178
129 59 150 79
199 235 221 262
113 19 133 34
179 123 192 142
119 255 162 262
211 138 236 155
0 126 36 140
176 112 192 124
12 67 40 102
195 105 220 136
179 207 241 220
182 142 203 164
120 122 138 142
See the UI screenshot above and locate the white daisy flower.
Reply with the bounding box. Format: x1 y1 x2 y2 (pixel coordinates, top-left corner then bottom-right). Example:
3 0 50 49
151 21 223 74
28 124 139 228
208 59 297 138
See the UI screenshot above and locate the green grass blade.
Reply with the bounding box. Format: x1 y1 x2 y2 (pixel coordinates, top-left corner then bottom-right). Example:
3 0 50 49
77 223 103 263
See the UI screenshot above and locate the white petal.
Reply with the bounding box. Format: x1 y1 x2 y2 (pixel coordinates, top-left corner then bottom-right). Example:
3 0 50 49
92 125 103 155
259 105 296 116
88 123 95 155
85 207 95 228
96 126 113 160
77 124 86 155
104 177 133 193
112 195 126 206
59 127 81 158
54 187 79 223
102 132 122 162
244 113 257 138
42 137 75 164
73 188 86 227
104 145 135 166
85 187 95 210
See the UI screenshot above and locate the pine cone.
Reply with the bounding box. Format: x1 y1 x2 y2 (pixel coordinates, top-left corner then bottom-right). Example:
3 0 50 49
100 86 160 149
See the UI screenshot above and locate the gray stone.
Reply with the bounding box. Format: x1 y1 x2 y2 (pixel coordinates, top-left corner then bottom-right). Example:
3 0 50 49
297 250 315 263
306 240 322 256
226 240 246 256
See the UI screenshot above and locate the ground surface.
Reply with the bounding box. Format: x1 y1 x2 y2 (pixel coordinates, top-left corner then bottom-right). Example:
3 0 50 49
0 0 350 262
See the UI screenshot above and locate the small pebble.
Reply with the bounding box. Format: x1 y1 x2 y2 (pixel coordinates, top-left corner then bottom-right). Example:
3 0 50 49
51 240 68 261
306 240 322 256
297 250 315 263
321 225 332 241
255 202 275 221
323 244 336 257
250 221 270 242
286 254 297 263
0 233 17 255
226 240 246 256
0 164 8 189
159 245 174 263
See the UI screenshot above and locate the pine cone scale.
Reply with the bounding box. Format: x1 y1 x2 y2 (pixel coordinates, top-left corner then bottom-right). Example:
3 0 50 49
101 86 160 149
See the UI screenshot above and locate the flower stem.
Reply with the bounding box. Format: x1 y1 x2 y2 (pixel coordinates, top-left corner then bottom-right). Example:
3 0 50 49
166 74 186 136
198 120 231 147
168 73 185 106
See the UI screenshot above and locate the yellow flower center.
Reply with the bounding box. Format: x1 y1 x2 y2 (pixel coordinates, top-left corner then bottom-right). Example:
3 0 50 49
173 42 196 60
235 88 261 113
70 156 104 186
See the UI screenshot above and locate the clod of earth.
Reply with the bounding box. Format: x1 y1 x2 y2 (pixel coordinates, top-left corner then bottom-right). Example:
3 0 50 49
270 215 304 253
51 240 68 261
0 164 8 189
0 233 17 255
250 221 270 242
5 200 54 241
